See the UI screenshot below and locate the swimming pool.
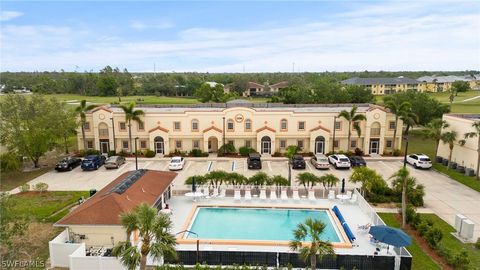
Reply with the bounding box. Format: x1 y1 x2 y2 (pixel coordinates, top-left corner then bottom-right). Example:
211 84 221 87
184 207 343 243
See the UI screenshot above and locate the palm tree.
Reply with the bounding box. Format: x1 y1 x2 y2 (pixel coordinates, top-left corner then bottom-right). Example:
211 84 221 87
319 174 339 190
74 100 97 152
461 121 480 179
289 218 335 270
423 119 450 161
119 102 145 153
285 145 298 185
337 105 366 151
440 131 458 168
296 172 318 191
390 167 411 228
112 203 177 270
384 98 412 153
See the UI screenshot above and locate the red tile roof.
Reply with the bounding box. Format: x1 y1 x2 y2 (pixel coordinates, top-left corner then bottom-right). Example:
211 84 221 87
247 82 264 88
55 170 177 226
270 81 289 88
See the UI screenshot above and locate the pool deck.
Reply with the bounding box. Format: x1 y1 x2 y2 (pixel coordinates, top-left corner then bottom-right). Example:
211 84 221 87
168 195 402 257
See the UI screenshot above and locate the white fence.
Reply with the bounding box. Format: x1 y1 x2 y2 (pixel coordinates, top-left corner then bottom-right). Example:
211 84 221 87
69 246 126 270
49 229 84 268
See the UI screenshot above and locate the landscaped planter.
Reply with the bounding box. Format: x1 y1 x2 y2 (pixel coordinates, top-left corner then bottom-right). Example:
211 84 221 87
448 162 457 170
456 166 465 173
442 159 449 166
465 168 476 177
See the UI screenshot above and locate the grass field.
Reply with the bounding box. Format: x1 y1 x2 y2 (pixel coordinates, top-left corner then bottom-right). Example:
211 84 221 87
0 167 51 191
406 130 436 158
378 213 441 270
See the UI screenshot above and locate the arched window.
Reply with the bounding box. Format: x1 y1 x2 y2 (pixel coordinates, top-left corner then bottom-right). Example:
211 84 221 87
244 119 252 131
191 119 199 131
98 122 109 138
227 119 234 131
371 122 381 137
280 119 288 131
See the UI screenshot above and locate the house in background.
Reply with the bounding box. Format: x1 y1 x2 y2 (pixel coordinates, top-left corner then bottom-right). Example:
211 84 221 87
243 81 288 97
417 75 477 92
49 169 177 269
341 77 424 95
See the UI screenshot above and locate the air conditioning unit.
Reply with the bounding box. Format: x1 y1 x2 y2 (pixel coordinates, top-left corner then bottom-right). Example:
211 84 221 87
455 214 467 232
459 219 475 240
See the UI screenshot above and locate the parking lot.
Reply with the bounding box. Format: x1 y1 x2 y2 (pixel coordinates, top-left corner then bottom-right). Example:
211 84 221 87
18 156 480 238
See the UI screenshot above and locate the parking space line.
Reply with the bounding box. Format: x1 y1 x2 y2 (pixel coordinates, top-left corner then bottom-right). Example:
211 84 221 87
184 161 192 171
267 161 272 172
231 161 235 171
306 162 313 172
244 160 247 171
207 161 213 172
142 161 152 169
162 163 169 171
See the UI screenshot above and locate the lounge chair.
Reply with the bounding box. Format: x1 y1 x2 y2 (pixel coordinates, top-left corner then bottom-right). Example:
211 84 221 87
270 188 277 200
280 188 288 200
308 189 316 201
218 188 226 198
234 189 241 200
292 189 300 201
328 190 335 200
206 187 219 199
349 194 358 204
202 187 209 197
346 190 352 199
245 188 252 201
259 188 267 200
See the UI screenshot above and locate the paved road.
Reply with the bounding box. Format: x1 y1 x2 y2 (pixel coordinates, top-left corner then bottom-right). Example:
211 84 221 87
13 158 480 240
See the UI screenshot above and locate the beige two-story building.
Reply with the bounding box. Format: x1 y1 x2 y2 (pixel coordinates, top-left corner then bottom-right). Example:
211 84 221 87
78 102 403 156
341 77 425 95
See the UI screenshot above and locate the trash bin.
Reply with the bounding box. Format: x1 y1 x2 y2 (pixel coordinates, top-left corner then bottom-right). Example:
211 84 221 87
442 159 449 166
456 166 465 173
448 162 457 170
89 189 97 197
435 156 443 163
465 168 475 177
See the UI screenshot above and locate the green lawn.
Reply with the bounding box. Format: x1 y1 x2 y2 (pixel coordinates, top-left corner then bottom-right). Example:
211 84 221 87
378 213 441 270
406 130 436 158
429 91 480 103
420 214 480 270
11 191 89 222
0 167 51 192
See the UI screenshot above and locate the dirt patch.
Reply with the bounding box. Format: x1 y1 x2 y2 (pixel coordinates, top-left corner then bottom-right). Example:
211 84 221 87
393 214 452 270
0 222 61 267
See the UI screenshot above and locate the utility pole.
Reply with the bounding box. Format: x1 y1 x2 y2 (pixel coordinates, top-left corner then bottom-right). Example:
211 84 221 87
332 116 337 152
292 62 295 73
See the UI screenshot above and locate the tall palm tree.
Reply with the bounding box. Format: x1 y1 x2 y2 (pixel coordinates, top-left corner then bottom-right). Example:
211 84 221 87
74 100 97 152
289 218 335 270
441 131 458 167
390 167 411 228
119 102 145 153
112 203 177 270
462 121 480 179
384 98 412 153
337 105 366 151
285 145 298 185
423 119 450 161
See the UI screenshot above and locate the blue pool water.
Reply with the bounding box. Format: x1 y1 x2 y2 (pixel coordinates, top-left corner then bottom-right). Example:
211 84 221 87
186 207 341 242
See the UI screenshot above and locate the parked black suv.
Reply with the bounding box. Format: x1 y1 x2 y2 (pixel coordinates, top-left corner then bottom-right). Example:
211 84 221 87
247 153 262 169
55 157 82 172
349 156 367 167
291 154 306 169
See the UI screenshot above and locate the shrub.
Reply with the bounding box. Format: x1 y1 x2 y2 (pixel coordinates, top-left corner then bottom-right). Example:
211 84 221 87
272 152 283 157
239 146 256 157
34 182 48 192
354 148 364 156
425 227 443 249
19 184 30 192
409 185 425 207
344 151 354 157
85 149 100 156
0 152 22 172
405 205 416 224
107 150 116 157
117 150 130 157
392 149 403 156
411 213 422 229
450 250 470 269
189 149 208 157
144 149 156 158
475 238 480 249
417 220 431 237
219 144 236 154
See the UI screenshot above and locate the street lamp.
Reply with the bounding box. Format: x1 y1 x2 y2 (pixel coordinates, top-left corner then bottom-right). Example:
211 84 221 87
332 116 337 152
110 117 116 153
135 137 139 170
222 116 226 154
175 230 199 263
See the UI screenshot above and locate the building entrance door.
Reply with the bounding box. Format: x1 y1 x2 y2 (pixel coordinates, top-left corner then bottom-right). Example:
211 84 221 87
99 140 109 154
370 139 380 154
261 136 271 154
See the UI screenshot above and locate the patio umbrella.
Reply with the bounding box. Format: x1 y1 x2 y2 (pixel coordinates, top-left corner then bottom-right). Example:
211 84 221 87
369 225 412 247
341 178 345 194
192 177 196 192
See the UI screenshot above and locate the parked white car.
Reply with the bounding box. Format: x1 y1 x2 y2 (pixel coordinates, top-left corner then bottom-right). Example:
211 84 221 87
168 156 185 171
406 154 432 169
311 154 330 170
328 154 351 169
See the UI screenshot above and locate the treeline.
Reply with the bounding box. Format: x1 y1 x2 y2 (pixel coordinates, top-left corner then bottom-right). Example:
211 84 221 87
1 66 477 97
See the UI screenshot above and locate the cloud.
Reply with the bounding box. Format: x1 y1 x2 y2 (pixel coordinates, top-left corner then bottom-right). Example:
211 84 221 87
1 1 479 72
0 10 23 21
129 20 174 30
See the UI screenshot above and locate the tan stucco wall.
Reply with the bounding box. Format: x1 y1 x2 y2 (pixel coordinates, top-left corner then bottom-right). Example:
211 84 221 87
78 106 403 155
66 225 126 247
437 115 479 171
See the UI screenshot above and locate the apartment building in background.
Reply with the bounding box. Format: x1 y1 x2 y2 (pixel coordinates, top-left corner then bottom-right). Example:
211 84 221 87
77 101 403 156
341 77 424 95
243 81 289 97
417 75 480 92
